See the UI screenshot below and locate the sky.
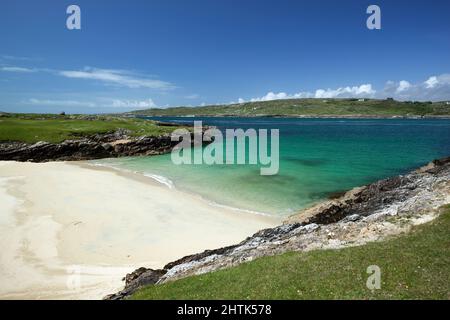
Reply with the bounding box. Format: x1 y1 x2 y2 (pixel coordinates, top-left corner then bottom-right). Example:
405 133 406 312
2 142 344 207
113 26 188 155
1 0 450 114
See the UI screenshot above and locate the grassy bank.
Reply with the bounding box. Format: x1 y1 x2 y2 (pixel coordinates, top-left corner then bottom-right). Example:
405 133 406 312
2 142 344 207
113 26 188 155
132 206 450 300
0 114 179 144
130 98 450 117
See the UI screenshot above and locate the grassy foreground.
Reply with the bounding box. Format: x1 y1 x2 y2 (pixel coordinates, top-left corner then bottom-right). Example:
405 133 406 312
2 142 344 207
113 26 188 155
132 206 450 300
0 114 178 144
130 98 450 117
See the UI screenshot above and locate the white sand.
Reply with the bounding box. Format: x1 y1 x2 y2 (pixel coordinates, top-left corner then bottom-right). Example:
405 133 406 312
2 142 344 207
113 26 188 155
0 161 278 300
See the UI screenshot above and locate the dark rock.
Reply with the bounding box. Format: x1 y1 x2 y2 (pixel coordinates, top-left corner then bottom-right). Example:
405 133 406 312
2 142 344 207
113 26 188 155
105 268 166 300
0 130 195 162
164 244 240 270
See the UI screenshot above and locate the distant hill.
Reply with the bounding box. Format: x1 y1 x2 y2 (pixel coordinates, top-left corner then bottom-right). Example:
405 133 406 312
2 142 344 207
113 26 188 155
129 98 450 118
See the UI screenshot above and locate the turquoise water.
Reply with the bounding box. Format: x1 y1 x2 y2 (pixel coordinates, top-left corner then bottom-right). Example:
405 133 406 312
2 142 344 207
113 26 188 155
96 118 450 217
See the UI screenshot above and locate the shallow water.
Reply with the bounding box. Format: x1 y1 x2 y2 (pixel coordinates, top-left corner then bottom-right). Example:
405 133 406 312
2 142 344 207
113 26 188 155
95 117 450 217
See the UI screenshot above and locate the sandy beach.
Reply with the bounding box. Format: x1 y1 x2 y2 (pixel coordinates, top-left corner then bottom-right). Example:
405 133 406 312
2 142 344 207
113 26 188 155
0 161 278 300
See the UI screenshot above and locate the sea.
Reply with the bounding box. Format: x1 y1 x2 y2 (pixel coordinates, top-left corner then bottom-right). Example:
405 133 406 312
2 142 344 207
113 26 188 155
93 117 450 217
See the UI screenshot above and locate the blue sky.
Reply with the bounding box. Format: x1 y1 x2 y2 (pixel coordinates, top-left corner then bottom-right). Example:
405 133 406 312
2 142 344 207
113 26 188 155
1 0 450 113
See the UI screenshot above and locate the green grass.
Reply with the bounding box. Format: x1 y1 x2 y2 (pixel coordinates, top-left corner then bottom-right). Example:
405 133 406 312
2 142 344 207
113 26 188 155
132 206 450 300
0 114 181 144
130 98 450 117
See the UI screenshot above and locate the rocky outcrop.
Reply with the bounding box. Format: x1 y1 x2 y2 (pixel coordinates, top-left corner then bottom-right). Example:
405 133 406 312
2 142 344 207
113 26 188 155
103 268 166 300
0 129 186 162
285 157 450 225
106 156 450 300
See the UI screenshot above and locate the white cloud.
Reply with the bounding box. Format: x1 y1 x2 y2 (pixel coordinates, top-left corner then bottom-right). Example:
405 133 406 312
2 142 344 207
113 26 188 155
0 55 37 61
315 84 375 98
27 98 97 108
251 92 288 101
239 75 450 104
185 94 200 99
1 65 175 91
383 74 450 101
396 80 411 93
246 84 375 103
110 99 157 109
424 74 450 89
248 91 312 102
1 66 36 73
424 76 439 88
59 67 174 90
27 98 157 109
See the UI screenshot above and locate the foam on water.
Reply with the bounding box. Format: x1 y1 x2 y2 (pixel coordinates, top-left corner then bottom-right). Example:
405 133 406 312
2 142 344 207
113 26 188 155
143 173 175 189
205 199 272 217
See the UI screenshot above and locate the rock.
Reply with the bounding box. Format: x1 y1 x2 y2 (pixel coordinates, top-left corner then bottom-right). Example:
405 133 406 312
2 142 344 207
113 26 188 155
32 141 50 148
105 268 166 300
0 130 199 162
303 223 320 233
123 267 149 285
101 143 113 151
291 223 319 235
282 159 448 226
342 214 361 222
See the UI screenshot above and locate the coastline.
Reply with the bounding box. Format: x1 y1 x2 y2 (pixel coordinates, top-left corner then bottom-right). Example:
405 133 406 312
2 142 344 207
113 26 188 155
84 161 275 218
1 156 449 300
107 156 450 299
0 161 277 299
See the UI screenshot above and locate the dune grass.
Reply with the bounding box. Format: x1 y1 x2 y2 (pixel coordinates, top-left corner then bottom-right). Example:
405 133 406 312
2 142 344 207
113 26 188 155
0 114 179 143
132 206 450 300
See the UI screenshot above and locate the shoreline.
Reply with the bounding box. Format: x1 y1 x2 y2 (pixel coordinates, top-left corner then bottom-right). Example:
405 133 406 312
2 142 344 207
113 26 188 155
81 160 274 218
0 161 277 300
107 156 450 299
1 156 449 300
